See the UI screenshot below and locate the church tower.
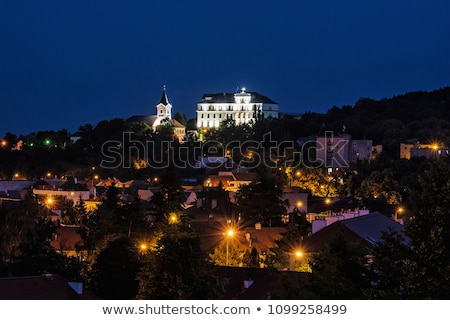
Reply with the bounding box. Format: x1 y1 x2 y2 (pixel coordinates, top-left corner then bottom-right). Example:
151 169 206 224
156 85 172 120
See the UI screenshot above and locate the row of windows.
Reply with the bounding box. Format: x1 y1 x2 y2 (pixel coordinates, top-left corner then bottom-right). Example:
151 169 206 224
199 112 254 119
198 104 261 111
197 117 254 128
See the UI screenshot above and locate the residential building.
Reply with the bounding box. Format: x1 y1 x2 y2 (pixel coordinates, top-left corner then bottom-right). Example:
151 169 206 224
310 208 370 234
400 140 449 159
196 87 279 128
372 144 383 159
400 142 415 159
202 171 257 192
301 211 409 253
316 133 372 173
32 189 90 204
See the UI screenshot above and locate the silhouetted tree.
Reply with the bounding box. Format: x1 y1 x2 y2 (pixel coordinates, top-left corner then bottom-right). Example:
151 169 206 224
137 229 224 299
89 237 141 299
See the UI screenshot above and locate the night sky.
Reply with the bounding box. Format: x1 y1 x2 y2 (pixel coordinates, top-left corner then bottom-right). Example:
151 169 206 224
1 0 449 137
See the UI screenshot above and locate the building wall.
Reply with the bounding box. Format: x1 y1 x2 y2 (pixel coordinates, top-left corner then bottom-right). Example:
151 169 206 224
316 134 351 172
350 140 373 162
196 89 279 128
33 189 90 204
316 134 372 172
400 143 414 159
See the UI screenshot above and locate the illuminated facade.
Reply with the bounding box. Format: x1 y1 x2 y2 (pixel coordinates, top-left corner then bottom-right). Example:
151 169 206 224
196 88 279 128
128 86 186 141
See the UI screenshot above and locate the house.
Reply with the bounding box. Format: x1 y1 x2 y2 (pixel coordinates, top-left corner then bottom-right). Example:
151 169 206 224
0 274 99 299
32 189 90 204
94 178 148 201
316 133 372 173
202 171 258 192
215 266 308 300
400 140 449 159
301 211 409 253
196 87 279 129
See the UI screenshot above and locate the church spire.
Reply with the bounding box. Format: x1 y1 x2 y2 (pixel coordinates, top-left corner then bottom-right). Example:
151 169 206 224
160 85 169 105
155 85 172 120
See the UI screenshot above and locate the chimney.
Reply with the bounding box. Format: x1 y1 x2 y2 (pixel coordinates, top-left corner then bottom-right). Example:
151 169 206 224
68 282 83 295
244 278 254 289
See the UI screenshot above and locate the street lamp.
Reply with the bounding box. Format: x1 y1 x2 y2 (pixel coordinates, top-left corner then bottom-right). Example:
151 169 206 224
289 250 303 271
169 213 179 224
225 229 234 266
395 207 404 222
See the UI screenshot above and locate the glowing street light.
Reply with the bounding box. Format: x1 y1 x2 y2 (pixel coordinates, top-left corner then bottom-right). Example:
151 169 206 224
138 242 149 254
289 249 304 271
395 207 404 222
225 229 234 266
45 197 54 210
169 213 179 224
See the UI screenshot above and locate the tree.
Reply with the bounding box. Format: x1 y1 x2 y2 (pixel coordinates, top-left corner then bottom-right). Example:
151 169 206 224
136 228 225 299
242 247 260 268
235 166 287 226
271 208 312 270
173 112 187 126
0 196 38 262
151 165 186 223
291 167 339 198
364 229 412 299
89 237 141 299
13 217 83 280
209 238 242 267
402 157 450 299
304 232 371 299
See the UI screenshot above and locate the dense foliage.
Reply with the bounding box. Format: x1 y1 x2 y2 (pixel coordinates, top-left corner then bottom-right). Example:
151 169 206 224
1 87 450 299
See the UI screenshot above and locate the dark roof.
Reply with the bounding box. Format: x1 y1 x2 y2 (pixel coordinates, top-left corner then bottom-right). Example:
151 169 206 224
232 172 258 182
160 85 169 104
199 92 277 104
0 180 35 192
127 115 158 126
0 274 100 300
340 211 408 245
190 219 287 253
215 266 308 299
301 211 409 252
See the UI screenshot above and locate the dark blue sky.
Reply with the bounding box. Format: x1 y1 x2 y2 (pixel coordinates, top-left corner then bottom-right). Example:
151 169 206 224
1 0 449 137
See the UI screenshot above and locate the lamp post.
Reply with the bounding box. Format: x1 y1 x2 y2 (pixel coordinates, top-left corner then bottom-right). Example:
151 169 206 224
225 229 234 266
395 207 404 222
289 250 303 271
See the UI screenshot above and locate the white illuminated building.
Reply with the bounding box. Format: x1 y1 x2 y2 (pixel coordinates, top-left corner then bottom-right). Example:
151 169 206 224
196 87 279 128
